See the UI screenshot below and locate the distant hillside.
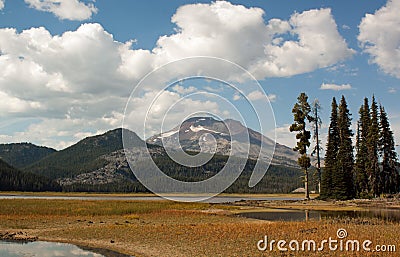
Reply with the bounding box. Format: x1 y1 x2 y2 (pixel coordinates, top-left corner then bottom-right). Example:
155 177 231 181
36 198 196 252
0 159 61 191
25 128 144 179
0 143 56 168
6 125 318 193
59 149 311 194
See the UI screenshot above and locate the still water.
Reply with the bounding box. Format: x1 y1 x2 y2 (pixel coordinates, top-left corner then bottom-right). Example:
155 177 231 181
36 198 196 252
239 208 400 222
0 241 106 257
0 195 303 203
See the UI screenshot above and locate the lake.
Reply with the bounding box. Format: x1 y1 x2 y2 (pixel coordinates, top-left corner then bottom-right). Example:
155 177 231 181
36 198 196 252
0 194 303 203
238 208 400 222
0 241 123 257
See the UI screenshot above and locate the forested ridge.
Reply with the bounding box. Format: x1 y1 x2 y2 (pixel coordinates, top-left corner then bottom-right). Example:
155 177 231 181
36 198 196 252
0 142 56 168
1 128 309 193
0 159 61 191
23 128 142 179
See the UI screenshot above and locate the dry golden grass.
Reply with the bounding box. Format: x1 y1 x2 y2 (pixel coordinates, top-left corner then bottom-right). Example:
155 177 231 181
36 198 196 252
0 199 399 256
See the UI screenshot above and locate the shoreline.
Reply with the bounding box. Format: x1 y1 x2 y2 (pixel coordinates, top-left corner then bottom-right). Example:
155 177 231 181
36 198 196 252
0 237 134 257
229 198 400 213
1 197 400 256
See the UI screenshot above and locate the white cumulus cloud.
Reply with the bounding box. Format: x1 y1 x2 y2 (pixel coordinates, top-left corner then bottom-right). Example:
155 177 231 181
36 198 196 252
0 1 354 148
24 0 97 21
320 83 352 91
253 8 355 78
358 0 400 78
246 90 277 102
154 2 354 79
0 0 4 10
247 90 267 101
171 85 197 95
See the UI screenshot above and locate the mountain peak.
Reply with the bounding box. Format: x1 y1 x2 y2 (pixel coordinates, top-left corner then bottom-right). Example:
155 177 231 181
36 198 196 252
146 117 299 166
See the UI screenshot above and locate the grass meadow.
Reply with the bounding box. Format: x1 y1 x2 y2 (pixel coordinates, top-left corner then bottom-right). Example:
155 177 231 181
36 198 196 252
0 198 399 256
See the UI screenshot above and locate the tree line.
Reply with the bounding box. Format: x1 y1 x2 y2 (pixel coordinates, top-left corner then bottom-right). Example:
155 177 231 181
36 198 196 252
291 93 399 200
0 159 61 192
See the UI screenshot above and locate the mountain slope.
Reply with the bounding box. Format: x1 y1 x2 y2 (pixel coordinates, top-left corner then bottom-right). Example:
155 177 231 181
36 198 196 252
0 143 56 169
147 116 299 167
9 125 313 193
59 149 309 194
25 128 143 179
0 159 61 191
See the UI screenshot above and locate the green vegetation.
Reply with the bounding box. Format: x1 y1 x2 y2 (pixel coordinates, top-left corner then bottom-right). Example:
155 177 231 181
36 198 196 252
321 98 339 199
353 96 399 197
175 155 313 194
0 199 210 216
366 96 380 196
320 95 399 200
354 97 371 197
311 99 322 194
322 96 359 199
24 128 142 179
0 159 61 191
62 153 308 193
379 105 399 194
0 142 56 169
0 127 307 194
335 95 355 199
290 92 313 199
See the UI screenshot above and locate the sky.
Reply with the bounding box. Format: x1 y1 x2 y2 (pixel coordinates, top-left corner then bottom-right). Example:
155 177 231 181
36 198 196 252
0 0 399 157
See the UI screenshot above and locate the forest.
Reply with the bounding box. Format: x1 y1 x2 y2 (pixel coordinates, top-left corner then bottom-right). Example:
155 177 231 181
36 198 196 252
291 93 399 200
0 159 61 192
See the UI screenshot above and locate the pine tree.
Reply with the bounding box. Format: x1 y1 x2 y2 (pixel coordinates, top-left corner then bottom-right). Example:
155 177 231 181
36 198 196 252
379 105 399 194
367 96 380 196
333 95 355 200
354 98 370 197
290 92 313 200
320 97 339 199
311 99 322 194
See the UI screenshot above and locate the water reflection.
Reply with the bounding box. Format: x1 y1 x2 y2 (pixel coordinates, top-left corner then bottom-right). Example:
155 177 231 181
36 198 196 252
320 209 400 222
0 241 105 257
238 208 400 222
239 209 320 221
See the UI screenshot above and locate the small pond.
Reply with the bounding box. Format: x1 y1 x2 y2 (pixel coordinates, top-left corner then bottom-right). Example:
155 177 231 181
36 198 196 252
238 208 400 222
0 241 131 257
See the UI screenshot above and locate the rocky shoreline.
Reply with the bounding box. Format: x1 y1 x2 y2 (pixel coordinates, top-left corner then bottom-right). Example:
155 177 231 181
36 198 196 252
229 198 400 211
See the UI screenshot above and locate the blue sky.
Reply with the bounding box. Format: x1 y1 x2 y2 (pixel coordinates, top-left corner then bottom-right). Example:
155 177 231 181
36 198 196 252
0 0 399 156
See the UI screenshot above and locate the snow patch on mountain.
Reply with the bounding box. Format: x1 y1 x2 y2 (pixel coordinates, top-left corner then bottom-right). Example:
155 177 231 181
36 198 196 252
157 130 179 138
190 125 220 134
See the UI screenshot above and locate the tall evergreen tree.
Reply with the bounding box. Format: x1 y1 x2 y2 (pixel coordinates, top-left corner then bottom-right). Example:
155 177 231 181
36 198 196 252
367 96 380 196
354 98 370 197
334 95 355 200
320 97 339 199
290 92 313 200
311 99 322 194
379 105 399 194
